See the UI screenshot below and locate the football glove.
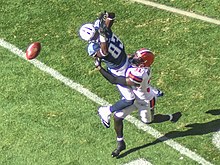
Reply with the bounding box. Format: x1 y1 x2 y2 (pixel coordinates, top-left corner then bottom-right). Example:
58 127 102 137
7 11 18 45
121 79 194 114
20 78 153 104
94 57 101 68
99 11 115 21
128 54 135 64
98 11 107 21
99 11 115 29
98 26 108 37
106 12 115 20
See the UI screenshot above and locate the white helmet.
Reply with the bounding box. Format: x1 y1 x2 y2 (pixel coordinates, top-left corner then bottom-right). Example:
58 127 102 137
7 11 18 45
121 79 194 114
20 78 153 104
79 23 96 41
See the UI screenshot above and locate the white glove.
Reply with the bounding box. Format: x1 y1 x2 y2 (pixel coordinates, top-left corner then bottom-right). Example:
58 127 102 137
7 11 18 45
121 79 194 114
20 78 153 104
94 57 101 68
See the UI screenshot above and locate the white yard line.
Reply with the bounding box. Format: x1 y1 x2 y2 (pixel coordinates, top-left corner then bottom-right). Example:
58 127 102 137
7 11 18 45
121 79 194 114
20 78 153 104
0 39 213 165
124 158 152 165
2 2 218 165
213 130 220 150
131 0 220 25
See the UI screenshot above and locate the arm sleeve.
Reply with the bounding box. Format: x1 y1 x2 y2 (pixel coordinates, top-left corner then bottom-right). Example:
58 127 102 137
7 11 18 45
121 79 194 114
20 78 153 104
99 67 127 86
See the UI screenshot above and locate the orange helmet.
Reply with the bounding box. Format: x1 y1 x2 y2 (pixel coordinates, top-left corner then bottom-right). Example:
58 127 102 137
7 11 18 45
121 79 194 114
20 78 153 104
131 48 155 67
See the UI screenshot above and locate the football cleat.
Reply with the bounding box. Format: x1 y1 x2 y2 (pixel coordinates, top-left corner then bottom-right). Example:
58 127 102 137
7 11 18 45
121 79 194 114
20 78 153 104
98 106 111 128
112 140 126 157
100 118 110 128
170 112 182 123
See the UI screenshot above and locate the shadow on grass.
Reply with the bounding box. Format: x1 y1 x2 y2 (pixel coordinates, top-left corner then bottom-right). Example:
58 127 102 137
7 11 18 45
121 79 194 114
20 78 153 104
117 109 220 159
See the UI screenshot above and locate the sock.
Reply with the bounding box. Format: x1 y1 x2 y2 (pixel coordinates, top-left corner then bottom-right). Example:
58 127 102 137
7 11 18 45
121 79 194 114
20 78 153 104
169 114 173 121
117 137 124 142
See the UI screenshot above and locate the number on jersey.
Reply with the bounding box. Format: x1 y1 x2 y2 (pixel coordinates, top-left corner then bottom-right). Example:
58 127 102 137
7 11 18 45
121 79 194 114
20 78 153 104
108 33 124 58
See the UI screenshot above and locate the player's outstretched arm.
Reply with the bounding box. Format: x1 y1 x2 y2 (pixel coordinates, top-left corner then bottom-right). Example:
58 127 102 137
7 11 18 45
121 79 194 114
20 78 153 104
99 11 115 29
95 58 135 86
104 12 115 29
99 67 127 85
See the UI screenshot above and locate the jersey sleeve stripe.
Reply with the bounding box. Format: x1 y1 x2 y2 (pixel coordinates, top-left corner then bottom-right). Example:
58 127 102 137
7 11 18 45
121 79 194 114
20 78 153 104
128 72 143 84
150 97 156 108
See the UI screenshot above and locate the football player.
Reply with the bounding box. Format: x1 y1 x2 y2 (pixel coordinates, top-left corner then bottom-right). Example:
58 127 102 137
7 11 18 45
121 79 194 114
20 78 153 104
95 48 182 157
79 11 163 128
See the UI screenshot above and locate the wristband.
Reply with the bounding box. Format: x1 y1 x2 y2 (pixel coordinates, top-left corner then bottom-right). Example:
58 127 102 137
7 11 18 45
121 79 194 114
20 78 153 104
100 48 107 56
107 17 115 20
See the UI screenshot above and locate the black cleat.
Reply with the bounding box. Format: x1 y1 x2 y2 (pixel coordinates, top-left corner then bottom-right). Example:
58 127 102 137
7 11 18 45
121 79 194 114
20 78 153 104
100 118 110 128
111 140 126 158
170 112 182 123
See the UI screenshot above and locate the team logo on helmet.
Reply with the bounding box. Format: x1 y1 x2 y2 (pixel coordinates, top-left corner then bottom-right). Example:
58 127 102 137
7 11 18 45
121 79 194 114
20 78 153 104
79 23 96 41
131 48 155 67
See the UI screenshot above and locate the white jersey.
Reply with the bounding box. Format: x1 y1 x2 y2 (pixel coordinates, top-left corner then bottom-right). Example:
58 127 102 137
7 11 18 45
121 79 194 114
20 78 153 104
126 66 156 103
114 66 157 123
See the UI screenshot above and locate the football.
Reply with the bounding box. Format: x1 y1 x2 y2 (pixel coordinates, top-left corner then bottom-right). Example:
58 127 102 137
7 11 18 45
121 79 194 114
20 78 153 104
26 42 41 60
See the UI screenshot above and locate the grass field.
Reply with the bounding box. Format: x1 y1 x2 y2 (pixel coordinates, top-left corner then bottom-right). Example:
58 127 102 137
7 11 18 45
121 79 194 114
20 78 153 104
0 0 220 165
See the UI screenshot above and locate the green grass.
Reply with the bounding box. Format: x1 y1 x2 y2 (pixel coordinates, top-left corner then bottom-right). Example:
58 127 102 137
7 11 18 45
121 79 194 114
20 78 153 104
0 0 220 164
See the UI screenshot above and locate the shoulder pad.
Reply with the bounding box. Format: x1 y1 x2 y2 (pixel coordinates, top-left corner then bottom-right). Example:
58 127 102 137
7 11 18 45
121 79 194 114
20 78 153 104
87 42 100 57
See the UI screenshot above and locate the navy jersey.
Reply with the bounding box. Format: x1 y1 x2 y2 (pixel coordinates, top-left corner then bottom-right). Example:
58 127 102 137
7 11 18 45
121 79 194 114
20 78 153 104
88 21 127 69
104 29 127 69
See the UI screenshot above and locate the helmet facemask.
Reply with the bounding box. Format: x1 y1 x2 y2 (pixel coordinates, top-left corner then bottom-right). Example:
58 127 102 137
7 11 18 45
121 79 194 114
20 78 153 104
130 48 155 67
130 55 143 67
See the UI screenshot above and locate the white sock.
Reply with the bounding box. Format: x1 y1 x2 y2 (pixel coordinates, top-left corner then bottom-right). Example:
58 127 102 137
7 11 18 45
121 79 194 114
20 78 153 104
169 114 173 121
117 137 124 142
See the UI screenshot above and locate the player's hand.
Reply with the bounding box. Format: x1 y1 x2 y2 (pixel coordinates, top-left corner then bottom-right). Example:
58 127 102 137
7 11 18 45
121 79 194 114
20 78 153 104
94 57 101 69
99 26 108 37
106 12 115 20
99 11 115 20
127 54 135 59
99 11 115 30
98 11 107 21
128 54 135 64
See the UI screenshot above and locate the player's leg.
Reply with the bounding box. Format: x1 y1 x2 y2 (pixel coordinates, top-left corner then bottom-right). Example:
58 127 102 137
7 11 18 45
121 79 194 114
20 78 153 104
111 116 126 157
110 85 135 113
111 104 136 157
138 97 156 124
98 85 135 128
